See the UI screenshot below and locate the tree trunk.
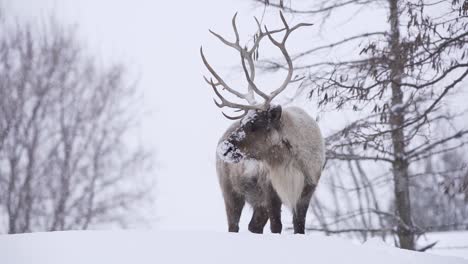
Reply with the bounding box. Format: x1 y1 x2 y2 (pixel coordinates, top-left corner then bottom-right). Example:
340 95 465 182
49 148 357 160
388 0 415 250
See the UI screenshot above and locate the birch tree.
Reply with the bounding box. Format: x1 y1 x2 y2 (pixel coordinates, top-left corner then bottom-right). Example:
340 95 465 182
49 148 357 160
0 19 153 233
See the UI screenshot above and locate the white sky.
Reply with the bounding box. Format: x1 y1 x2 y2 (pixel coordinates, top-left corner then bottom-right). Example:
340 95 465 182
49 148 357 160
4 0 282 231
2 0 387 232
7 0 466 233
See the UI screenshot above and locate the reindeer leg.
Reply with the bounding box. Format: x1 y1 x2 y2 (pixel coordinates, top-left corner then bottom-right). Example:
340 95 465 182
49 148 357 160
293 184 316 234
221 182 245 232
226 196 245 232
248 207 268 234
267 184 282 233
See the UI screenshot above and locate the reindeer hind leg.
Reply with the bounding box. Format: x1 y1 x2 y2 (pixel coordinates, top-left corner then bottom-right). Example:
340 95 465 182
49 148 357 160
293 184 316 234
267 184 282 234
248 207 268 234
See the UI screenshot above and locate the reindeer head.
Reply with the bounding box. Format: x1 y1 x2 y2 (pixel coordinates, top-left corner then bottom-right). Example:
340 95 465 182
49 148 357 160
217 106 283 163
201 11 312 163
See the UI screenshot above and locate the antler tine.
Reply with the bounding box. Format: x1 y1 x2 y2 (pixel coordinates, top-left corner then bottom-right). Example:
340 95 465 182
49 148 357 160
208 13 241 51
240 48 269 102
232 12 240 45
254 17 263 34
209 30 239 50
277 11 313 42
251 17 284 54
200 47 252 103
239 16 287 104
209 14 269 104
205 76 262 111
222 109 248 120
263 11 313 106
279 11 289 30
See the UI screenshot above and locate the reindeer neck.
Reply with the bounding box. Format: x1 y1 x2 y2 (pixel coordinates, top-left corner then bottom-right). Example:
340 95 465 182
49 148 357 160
264 135 294 167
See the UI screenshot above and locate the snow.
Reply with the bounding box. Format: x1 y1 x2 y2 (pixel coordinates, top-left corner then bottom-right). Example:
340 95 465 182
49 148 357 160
391 103 405 112
241 110 258 124
231 129 246 141
425 231 468 260
216 140 244 163
0 230 467 264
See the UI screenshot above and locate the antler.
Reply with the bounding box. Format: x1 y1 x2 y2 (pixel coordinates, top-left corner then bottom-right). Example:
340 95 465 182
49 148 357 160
263 12 312 106
201 11 312 120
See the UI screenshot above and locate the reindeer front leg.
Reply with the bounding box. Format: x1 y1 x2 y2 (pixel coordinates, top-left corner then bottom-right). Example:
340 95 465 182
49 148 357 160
225 194 245 233
219 178 245 232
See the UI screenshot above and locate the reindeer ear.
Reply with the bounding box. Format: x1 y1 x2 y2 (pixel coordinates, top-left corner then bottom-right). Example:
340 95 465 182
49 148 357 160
269 105 282 122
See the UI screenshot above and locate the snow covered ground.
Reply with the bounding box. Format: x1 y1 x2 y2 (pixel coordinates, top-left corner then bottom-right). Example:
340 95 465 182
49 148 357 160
1 230 467 264
425 231 468 260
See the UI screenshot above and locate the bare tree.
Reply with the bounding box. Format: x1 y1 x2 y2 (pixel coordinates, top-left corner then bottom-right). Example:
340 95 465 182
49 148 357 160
411 149 468 231
254 0 468 250
0 18 153 234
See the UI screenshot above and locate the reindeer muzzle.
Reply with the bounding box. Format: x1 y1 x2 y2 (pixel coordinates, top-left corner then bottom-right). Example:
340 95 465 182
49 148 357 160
217 140 244 163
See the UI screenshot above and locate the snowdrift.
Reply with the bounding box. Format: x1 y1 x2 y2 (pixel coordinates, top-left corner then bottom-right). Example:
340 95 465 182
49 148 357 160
0 230 467 264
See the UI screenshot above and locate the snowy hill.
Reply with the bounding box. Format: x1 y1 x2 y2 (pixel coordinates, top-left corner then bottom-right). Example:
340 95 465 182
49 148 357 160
1 231 467 264
425 231 468 259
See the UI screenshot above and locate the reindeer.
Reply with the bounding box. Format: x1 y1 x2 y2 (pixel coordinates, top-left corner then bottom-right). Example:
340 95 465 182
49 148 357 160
201 11 325 234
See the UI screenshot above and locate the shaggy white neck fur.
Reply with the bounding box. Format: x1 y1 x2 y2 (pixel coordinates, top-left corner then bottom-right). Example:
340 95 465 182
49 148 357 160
233 159 304 211
268 162 304 211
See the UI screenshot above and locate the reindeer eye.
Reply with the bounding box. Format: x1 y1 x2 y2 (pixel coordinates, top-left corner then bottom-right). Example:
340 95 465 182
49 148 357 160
251 121 263 132
245 121 256 132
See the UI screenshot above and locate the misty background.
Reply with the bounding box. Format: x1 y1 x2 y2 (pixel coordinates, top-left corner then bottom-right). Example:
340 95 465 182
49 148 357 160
1 0 467 253
3 0 360 231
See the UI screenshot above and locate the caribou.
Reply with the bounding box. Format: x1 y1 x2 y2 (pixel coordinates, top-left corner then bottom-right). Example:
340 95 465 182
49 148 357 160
201 11 325 234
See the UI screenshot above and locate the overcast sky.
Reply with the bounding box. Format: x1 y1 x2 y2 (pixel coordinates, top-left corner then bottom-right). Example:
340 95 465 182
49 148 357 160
2 0 389 232
8 0 465 233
